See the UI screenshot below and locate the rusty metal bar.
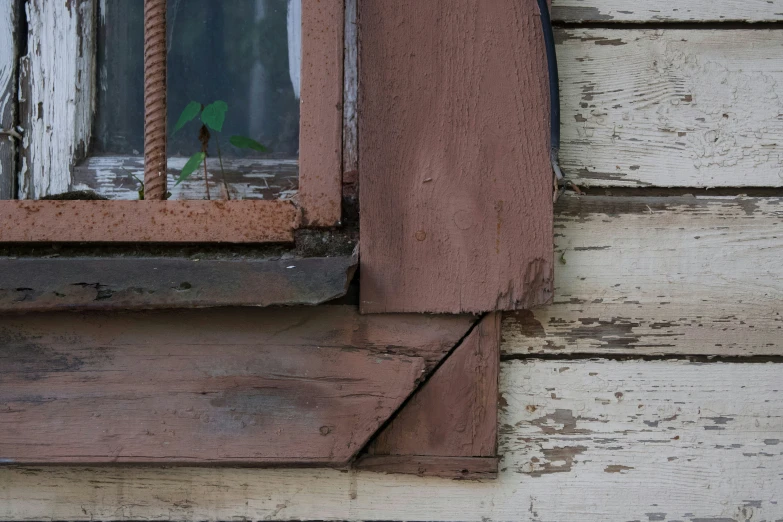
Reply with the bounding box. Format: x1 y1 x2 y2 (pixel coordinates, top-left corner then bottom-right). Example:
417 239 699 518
143 0 168 200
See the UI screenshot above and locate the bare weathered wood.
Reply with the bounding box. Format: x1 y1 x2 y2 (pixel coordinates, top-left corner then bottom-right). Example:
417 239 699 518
0 0 17 199
0 200 299 243
73 156 298 201
1 359 780 520
504 194 783 357
298 0 343 226
18 0 97 199
559 29 783 187
552 0 783 23
0 254 357 312
364 313 500 461
0 306 474 465
359 0 553 314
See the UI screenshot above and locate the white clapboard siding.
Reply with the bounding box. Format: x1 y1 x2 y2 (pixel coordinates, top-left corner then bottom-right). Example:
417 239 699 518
505 194 783 356
552 0 783 23
559 29 783 187
0 359 780 522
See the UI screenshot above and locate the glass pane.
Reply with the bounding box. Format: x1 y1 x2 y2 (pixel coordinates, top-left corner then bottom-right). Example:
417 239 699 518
95 0 300 160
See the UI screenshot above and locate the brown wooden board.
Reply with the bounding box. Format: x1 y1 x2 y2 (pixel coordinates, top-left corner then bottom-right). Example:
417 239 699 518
298 0 344 227
0 306 475 465
358 0 554 314
0 254 357 312
0 200 298 243
357 313 500 477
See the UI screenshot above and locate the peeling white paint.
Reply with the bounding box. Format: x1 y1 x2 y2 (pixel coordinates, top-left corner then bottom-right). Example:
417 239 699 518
559 29 783 187
0 0 16 193
552 0 783 23
19 0 96 199
503 194 783 357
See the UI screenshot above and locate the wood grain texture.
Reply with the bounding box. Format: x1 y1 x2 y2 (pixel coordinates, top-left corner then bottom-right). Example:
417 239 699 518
298 0 343 226
552 0 783 22
0 306 474 465
0 254 357 312
18 0 96 199
359 0 553 314
364 313 500 459
0 200 299 243
355 456 498 480
504 194 783 357
559 29 783 188
0 0 16 199
1 359 780 521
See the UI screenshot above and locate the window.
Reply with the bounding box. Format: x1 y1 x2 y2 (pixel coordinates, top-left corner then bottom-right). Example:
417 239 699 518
89 0 301 202
1 0 346 242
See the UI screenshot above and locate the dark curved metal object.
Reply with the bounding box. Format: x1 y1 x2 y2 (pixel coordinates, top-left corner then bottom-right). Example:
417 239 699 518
536 0 562 179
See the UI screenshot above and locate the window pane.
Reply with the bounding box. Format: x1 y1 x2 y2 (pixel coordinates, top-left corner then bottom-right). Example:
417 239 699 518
95 0 300 160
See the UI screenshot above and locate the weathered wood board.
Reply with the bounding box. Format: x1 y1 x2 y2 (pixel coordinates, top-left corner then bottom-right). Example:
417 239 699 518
559 29 783 187
1 359 780 521
72 156 298 201
552 0 783 22
0 254 357 312
18 0 96 199
505 194 783 356
364 313 500 459
0 0 16 199
359 0 553 314
0 306 475 465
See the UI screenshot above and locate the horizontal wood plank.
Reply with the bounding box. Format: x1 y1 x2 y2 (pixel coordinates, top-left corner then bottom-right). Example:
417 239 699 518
0 307 475 465
504 194 783 356
0 200 299 243
0 359 780 521
559 29 783 187
0 254 357 311
552 0 783 23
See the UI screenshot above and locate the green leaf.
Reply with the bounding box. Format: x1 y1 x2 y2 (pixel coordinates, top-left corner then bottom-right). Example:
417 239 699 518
201 101 228 132
230 135 268 152
173 101 202 134
175 152 206 186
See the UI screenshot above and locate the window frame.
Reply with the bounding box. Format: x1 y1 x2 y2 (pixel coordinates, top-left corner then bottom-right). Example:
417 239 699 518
1 0 349 243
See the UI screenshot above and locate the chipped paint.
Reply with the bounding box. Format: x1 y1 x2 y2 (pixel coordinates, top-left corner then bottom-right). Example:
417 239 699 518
551 1 783 23
503 195 783 357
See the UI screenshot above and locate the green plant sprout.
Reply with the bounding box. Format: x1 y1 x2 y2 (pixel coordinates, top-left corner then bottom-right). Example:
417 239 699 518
173 100 268 200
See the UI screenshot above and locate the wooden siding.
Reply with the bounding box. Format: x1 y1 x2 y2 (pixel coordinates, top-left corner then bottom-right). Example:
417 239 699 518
559 29 783 188
503 194 783 356
552 0 783 23
1 360 780 521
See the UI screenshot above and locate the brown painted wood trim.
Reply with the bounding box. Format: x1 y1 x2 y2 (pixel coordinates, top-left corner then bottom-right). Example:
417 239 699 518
298 0 344 227
0 306 475 465
0 200 299 243
0 254 357 312
357 313 500 478
359 0 554 313
354 456 499 480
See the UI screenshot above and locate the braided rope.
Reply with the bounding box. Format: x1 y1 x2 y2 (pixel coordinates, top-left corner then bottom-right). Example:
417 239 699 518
143 0 168 200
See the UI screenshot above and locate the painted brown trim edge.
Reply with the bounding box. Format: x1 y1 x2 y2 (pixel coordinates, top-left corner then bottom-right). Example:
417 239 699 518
0 200 299 243
298 0 344 227
355 456 499 480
